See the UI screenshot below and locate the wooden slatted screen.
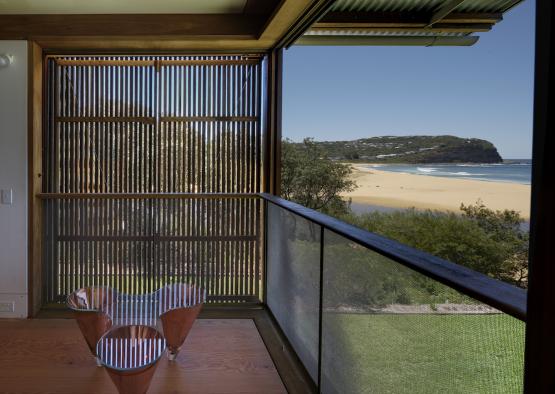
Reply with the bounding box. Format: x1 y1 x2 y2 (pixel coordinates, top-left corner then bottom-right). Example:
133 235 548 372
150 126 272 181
42 56 264 305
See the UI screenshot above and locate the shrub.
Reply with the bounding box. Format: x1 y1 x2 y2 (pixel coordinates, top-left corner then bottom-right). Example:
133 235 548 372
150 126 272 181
341 203 528 289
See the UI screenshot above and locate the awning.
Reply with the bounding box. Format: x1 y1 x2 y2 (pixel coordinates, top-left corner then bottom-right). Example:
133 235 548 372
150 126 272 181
297 0 524 46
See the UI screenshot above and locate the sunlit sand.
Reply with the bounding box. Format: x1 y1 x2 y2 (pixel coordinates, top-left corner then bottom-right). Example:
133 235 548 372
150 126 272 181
344 164 531 218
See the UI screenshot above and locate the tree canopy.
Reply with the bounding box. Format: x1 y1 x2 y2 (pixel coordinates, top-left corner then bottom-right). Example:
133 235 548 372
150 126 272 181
281 138 356 215
345 203 528 289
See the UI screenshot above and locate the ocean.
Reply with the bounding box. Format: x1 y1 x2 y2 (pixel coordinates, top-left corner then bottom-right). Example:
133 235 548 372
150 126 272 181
365 161 532 185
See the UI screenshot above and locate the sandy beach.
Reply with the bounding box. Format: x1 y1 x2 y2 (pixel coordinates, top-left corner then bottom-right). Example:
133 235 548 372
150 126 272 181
344 164 531 218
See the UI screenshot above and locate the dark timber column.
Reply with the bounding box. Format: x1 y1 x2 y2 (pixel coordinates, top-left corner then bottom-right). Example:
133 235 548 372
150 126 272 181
524 0 555 392
264 49 283 196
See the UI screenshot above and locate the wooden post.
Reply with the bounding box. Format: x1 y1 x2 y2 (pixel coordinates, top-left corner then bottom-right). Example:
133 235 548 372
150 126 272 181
28 41 43 317
264 49 283 195
524 0 555 391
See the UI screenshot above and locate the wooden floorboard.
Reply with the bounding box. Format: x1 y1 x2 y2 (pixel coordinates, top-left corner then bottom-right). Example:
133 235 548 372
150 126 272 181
0 319 286 394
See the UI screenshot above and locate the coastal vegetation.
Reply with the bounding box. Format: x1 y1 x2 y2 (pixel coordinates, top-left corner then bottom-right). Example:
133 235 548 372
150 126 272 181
287 135 503 163
281 138 356 215
281 138 529 291
343 204 528 289
281 138 526 393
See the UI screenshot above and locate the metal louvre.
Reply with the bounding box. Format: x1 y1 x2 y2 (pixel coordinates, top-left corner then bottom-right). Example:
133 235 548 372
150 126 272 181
43 55 263 305
300 0 524 46
329 0 521 14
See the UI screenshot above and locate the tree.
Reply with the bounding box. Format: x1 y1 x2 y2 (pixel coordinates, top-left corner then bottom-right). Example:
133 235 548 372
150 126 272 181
460 200 528 287
281 138 356 215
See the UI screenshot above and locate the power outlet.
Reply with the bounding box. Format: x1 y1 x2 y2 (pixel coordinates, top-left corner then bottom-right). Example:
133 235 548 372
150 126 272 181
1 189 13 205
0 302 15 313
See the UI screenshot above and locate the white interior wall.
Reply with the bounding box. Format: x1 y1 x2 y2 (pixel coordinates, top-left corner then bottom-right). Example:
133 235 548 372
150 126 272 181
0 40 28 318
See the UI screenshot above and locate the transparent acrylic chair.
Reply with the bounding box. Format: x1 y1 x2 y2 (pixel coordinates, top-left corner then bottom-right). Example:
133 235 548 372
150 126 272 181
97 325 166 394
67 282 206 393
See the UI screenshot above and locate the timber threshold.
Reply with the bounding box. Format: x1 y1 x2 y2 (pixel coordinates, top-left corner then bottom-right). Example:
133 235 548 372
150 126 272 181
0 318 286 394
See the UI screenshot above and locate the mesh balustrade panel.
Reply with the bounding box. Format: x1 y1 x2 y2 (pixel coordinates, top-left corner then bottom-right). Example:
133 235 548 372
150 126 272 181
321 229 525 394
266 203 321 382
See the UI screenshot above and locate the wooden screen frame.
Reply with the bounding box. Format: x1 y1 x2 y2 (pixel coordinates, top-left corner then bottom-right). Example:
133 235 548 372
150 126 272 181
263 49 283 195
28 41 43 317
27 44 283 316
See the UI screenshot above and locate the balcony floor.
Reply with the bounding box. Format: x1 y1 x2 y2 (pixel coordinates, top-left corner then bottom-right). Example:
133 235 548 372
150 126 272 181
0 318 287 394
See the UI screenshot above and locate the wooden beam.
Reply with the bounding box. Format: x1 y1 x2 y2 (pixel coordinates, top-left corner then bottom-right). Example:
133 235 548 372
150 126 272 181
319 10 429 26
161 116 260 122
428 0 466 26
55 116 260 124
0 14 262 39
37 193 260 200
258 0 316 42
243 0 282 15
55 235 258 242
296 35 480 46
27 41 43 318
440 13 503 24
29 38 271 53
0 1 323 51
53 58 261 67
272 0 338 48
55 116 156 124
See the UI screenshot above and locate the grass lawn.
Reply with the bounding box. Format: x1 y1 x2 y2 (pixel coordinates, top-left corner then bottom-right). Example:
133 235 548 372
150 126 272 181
321 313 525 394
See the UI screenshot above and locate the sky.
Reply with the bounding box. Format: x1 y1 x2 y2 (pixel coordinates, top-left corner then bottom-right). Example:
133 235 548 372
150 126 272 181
282 1 535 159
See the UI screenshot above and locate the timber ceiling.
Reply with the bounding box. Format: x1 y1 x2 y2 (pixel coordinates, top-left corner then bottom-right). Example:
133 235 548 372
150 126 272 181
0 0 311 52
0 0 248 14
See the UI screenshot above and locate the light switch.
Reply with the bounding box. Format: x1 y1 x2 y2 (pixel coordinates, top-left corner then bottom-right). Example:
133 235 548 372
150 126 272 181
1 189 13 205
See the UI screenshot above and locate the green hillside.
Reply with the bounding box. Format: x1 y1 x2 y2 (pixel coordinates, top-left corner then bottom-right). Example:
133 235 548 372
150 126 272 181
295 135 503 163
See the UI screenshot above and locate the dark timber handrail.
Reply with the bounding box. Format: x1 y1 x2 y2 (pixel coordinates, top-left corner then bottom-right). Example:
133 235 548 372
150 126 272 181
259 193 527 321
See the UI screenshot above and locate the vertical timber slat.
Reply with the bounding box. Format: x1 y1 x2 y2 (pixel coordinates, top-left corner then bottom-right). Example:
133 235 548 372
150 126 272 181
42 55 264 307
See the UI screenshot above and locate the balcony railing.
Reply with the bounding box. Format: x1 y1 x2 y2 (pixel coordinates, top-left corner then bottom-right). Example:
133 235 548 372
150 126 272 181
261 193 526 394
39 192 527 393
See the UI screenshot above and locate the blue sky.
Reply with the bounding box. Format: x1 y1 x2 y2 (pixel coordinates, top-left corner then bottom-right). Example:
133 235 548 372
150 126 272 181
282 1 535 159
